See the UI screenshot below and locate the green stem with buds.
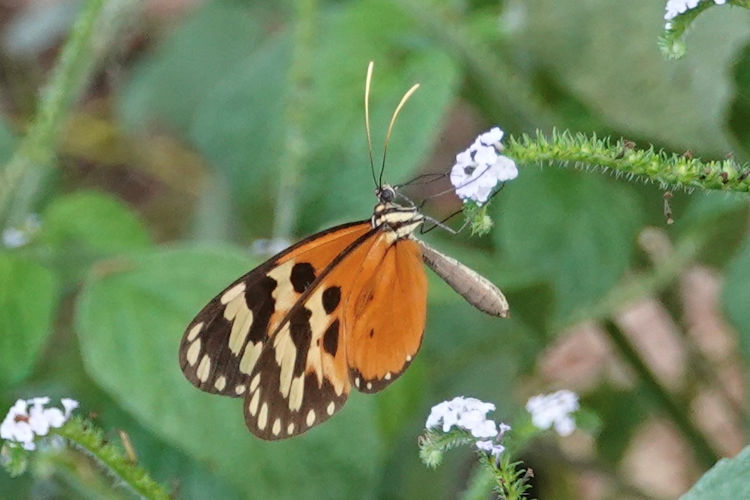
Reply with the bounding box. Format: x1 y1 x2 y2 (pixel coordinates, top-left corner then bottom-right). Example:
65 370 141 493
506 130 750 193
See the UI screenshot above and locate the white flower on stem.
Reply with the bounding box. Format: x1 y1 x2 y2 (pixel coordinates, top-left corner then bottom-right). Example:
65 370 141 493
450 127 518 205
664 0 727 21
526 390 579 437
425 396 510 457
1 397 79 450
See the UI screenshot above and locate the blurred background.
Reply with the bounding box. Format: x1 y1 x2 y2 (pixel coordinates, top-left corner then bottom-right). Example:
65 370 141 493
0 0 749 498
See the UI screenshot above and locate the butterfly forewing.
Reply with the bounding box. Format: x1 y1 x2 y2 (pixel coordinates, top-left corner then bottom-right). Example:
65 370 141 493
179 221 371 399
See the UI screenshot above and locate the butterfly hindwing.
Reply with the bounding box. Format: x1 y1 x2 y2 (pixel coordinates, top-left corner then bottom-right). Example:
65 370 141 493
179 221 372 399
346 237 427 393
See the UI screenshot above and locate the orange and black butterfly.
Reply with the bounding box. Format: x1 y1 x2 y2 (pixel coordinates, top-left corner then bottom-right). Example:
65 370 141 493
179 63 509 440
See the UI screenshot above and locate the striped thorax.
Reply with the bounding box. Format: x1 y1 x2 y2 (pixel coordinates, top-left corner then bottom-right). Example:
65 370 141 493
371 185 424 241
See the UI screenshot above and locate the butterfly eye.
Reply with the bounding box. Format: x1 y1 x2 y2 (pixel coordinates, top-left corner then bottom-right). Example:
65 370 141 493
378 186 396 203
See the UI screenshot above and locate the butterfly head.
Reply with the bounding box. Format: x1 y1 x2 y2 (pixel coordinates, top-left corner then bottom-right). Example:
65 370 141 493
372 184 424 240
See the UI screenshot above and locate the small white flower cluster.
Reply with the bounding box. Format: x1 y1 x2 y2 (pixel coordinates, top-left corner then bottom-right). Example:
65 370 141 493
1 214 41 249
664 0 727 23
525 390 579 437
450 127 518 205
1 397 79 450
426 396 509 457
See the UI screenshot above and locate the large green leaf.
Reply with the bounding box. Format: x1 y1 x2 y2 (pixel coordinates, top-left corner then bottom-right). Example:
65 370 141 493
190 0 460 233
40 191 151 283
680 445 750 500
0 253 59 386
496 167 643 320
117 2 261 134
75 245 381 499
515 0 750 154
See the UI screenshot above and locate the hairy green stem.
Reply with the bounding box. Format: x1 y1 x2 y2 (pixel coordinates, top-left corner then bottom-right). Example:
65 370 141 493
54 418 171 500
272 0 317 242
660 1 750 59
602 320 719 469
507 130 750 193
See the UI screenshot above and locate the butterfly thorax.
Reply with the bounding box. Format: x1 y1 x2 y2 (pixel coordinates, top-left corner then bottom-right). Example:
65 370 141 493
371 185 424 241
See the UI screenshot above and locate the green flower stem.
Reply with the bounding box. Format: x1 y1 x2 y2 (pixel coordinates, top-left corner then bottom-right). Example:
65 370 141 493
602 320 719 469
506 131 750 193
661 1 750 59
0 0 137 228
54 417 171 500
272 0 317 242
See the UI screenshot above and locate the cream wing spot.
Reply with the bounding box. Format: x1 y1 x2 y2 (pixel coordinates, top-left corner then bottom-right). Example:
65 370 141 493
306 409 316 427
248 389 260 416
272 418 281 436
327 401 335 416
250 373 261 392
258 403 268 430
287 423 295 435
221 282 246 305
227 301 253 356
187 322 203 342
366 382 372 390
196 354 211 382
288 375 304 412
186 339 201 366
239 341 263 375
406 355 412 362
214 376 226 391
354 377 360 388
267 261 297 312
274 325 297 397
235 384 246 395
384 372 392 381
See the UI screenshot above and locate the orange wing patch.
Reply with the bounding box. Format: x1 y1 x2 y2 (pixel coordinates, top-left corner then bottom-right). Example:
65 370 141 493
346 237 427 393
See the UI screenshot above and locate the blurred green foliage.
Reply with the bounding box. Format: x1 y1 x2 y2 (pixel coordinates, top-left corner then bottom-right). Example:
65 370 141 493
0 0 749 498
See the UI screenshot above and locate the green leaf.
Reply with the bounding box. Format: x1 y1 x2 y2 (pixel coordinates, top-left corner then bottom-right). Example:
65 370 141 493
496 167 643 320
117 2 261 134
40 191 151 283
723 235 750 370
75 244 381 499
679 445 750 500
190 0 460 233
0 253 59 386
515 0 750 154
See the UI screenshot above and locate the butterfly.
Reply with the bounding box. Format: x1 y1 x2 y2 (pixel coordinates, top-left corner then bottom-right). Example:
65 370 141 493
178 62 509 440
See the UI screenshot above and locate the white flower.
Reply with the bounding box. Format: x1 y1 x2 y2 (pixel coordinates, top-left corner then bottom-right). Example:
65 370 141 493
1 214 41 249
664 0 727 21
475 440 505 457
0 397 79 450
426 396 510 457
526 390 579 437
450 127 518 205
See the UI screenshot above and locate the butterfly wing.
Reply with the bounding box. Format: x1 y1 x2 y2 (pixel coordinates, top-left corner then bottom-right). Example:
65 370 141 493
345 236 427 393
179 221 372 398
243 229 387 439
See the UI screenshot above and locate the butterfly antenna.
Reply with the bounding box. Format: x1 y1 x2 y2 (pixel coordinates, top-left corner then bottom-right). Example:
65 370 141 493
365 61 378 188
379 82 420 187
